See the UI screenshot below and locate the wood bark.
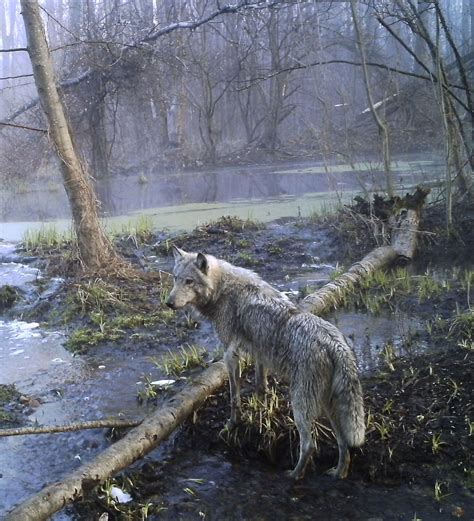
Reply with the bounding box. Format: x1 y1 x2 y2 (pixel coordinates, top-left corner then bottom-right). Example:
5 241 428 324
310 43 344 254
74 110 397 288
6 197 426 520
350 0 394 197
20 0 118 272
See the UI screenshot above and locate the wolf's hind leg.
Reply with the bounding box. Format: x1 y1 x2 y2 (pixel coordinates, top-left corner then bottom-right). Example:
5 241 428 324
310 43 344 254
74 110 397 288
287 405 315 480
326 413 350 479
254 360 268 397
224 344 241 430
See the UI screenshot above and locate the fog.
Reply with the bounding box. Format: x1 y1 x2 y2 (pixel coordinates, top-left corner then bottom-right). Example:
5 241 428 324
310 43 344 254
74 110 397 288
0 0 472 225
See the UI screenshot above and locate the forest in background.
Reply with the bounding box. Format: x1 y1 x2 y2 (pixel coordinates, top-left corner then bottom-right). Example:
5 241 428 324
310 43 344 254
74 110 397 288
1 0 472 181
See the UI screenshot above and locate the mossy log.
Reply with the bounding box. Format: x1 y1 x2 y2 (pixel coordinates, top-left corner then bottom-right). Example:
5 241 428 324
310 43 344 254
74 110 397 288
7 191 427 520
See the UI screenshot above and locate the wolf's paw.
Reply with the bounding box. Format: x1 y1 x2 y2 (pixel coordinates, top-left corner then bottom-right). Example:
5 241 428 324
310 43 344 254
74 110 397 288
285 469 303 481
325 467 347 480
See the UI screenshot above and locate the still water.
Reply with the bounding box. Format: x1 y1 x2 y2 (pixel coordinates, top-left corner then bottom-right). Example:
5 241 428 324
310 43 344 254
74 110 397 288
0 156 442 241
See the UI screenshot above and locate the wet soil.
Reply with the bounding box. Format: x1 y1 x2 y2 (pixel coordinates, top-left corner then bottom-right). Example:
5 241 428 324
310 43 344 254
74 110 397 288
2 201 474 520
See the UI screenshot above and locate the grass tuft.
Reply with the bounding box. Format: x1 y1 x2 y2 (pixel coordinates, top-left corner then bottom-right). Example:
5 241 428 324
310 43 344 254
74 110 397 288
152 344 208 376
22 225 73 254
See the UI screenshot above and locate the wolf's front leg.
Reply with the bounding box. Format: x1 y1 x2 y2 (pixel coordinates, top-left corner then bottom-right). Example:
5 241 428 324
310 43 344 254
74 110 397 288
224 344 241 430
254 359 268 397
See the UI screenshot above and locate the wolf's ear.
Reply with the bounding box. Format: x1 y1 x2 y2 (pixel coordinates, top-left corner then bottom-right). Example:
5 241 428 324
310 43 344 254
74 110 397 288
172 245 186 260
196 252 209 274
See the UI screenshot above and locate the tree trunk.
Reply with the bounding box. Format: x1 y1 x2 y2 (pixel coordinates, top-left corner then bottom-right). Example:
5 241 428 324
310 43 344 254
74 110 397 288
351 0 394 197
0 418 142 437
20 0 119 272
6 195 427 520
303 192 426 315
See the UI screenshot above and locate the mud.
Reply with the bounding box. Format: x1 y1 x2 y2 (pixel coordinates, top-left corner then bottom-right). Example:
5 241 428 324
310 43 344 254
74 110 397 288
1 203 473 520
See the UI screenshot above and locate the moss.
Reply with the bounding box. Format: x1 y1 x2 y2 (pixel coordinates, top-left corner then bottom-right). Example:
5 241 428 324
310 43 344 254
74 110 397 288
64 308 175 353
65 327 123 353
266 245 283 256
0 384 21 426
0 384 19 404
234 252 262 267
0 285 19 309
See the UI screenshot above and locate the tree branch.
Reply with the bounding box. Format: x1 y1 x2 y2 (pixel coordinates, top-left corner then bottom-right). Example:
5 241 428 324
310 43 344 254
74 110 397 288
0 73 34 80
239 58 470 93
0 121 47 132
0 418 142 437
0 47 29 53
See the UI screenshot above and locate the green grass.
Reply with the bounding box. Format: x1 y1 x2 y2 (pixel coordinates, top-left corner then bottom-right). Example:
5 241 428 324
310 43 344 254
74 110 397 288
65 279 129 318
0 384 21 426
65 326 123 352
152 344 208 376
110 214 154 245
221 384 332 463
64 309 173 353
234 251 262 267
204 215 264 232
449 308 474 342
0 285 18 309
22 225 73 253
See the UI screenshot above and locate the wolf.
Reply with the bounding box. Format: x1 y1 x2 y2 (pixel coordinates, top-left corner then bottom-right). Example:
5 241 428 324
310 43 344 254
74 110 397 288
167 246 365 480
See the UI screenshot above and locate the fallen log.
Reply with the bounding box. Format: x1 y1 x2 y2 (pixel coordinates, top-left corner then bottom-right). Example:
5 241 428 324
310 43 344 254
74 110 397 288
301 245 398 314
7 191 428 520
302 189 428 314
5 361 227 521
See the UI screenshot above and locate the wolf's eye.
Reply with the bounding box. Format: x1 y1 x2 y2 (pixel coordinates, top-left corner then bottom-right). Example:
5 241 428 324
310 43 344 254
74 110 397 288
185 278 194 285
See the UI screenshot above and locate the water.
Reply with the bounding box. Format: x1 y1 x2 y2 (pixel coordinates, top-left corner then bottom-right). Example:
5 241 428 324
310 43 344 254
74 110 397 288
0 256 167 517
0 155 443 241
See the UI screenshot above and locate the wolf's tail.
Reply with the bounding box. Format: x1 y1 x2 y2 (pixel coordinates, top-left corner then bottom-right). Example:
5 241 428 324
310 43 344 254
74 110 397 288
332 362 366 448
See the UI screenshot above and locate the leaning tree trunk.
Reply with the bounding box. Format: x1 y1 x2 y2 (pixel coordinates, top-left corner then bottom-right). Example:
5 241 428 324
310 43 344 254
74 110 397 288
6 192 428 520
21 0 118 272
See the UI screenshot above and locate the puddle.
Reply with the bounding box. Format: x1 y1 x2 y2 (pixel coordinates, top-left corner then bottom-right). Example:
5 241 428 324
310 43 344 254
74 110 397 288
331 310 427 372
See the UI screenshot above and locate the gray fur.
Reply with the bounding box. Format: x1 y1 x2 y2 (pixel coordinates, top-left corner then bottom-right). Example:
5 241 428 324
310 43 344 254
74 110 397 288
167 247 365 479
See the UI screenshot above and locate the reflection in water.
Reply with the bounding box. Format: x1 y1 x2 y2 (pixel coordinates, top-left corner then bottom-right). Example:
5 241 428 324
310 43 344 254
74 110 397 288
0 157 442 223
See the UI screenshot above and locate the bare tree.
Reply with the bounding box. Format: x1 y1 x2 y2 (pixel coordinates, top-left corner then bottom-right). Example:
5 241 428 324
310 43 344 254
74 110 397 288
351 0 394 196
20 0 120 271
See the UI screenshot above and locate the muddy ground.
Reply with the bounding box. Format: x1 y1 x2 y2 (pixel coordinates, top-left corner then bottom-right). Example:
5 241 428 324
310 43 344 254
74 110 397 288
2 199 473 520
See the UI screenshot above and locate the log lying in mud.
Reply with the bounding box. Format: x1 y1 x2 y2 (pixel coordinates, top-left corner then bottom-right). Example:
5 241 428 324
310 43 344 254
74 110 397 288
302 189 428 315
301 246 398 314
7 190 428 520
5 362 227 521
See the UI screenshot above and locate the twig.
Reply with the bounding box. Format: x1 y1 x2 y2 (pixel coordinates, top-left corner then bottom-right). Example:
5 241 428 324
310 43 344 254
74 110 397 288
0 418 142 437
0 121 47 133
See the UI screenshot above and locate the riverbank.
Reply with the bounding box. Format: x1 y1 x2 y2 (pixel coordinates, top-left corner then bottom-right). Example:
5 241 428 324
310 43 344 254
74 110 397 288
1 199 473 520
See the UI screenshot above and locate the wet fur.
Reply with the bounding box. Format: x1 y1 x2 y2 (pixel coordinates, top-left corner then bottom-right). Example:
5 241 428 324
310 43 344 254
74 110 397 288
168 247 365 479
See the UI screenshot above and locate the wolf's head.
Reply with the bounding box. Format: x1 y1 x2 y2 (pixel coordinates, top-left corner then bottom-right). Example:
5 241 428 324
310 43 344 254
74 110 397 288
166 246 215 310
